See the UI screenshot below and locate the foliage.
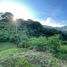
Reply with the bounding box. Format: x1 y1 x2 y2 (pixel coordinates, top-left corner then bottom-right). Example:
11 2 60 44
0 12 67 65
0 42 16 51
0 48 66 67
27 35 61 52
55 44 67 60
0 14 61 43
0 57 32 67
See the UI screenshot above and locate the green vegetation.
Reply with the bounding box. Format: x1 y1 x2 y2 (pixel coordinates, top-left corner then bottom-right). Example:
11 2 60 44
0 48 67 67
0 42 16 51
0 12 67 67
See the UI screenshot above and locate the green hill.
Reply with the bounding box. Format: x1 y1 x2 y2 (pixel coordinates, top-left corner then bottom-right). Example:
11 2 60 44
0 12 67 67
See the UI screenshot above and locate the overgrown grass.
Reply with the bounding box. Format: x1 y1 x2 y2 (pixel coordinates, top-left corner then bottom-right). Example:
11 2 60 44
56 44 67 60
0 36 67 67
59 45 67 53
0 48 67 67
0 42 17 51
0 48 27 61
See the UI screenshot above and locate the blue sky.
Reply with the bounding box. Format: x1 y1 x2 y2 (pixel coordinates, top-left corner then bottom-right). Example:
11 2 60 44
0 0 67 27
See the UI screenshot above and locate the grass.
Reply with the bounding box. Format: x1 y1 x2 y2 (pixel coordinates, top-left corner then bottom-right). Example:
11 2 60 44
0 42 17 51
0 48 27 61
0 42 27 61
56 45 67 60
0 42 67 67
0 48 67 67
59 45 67 52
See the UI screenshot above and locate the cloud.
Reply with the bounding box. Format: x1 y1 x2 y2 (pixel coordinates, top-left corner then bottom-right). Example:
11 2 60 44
40 17 65 27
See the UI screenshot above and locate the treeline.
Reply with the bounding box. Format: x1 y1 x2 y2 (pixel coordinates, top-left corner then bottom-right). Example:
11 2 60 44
0 12 67 60
0 12 61 42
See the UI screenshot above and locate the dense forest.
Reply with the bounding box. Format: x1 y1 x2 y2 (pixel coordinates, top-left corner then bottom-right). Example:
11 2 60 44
0 12 67 67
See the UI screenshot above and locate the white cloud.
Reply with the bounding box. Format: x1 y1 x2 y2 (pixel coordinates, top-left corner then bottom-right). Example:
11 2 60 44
40 17 65 27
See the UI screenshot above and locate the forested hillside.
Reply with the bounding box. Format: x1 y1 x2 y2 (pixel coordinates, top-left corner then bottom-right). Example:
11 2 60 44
0 12 67 67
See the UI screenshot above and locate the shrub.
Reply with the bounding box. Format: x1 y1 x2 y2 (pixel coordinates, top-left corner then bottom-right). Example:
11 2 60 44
47 34 62 53
27 35 61 52
18 40 30 48
0 31 9 42
27 37 49 51
56 45 67 60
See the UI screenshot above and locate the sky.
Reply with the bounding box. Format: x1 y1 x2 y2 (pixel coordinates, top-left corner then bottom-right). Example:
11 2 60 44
0 0 67 27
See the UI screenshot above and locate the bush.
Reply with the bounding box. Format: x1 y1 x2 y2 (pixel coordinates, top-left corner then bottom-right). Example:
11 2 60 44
27 37 49 51
18 40 30 48
56 45 67 60
0 31 9 42
47 35 62 53
27 35 61 52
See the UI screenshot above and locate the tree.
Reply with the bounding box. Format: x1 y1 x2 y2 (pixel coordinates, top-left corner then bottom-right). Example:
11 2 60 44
1 12 14 22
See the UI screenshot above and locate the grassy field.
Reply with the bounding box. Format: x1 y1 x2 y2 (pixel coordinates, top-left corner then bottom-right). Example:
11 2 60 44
0 48 67 67
0 42 67 67
0 42 17 51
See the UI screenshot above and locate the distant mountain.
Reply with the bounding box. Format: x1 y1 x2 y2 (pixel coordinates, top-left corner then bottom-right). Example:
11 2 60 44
43 25 54 29
54 25 67 35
